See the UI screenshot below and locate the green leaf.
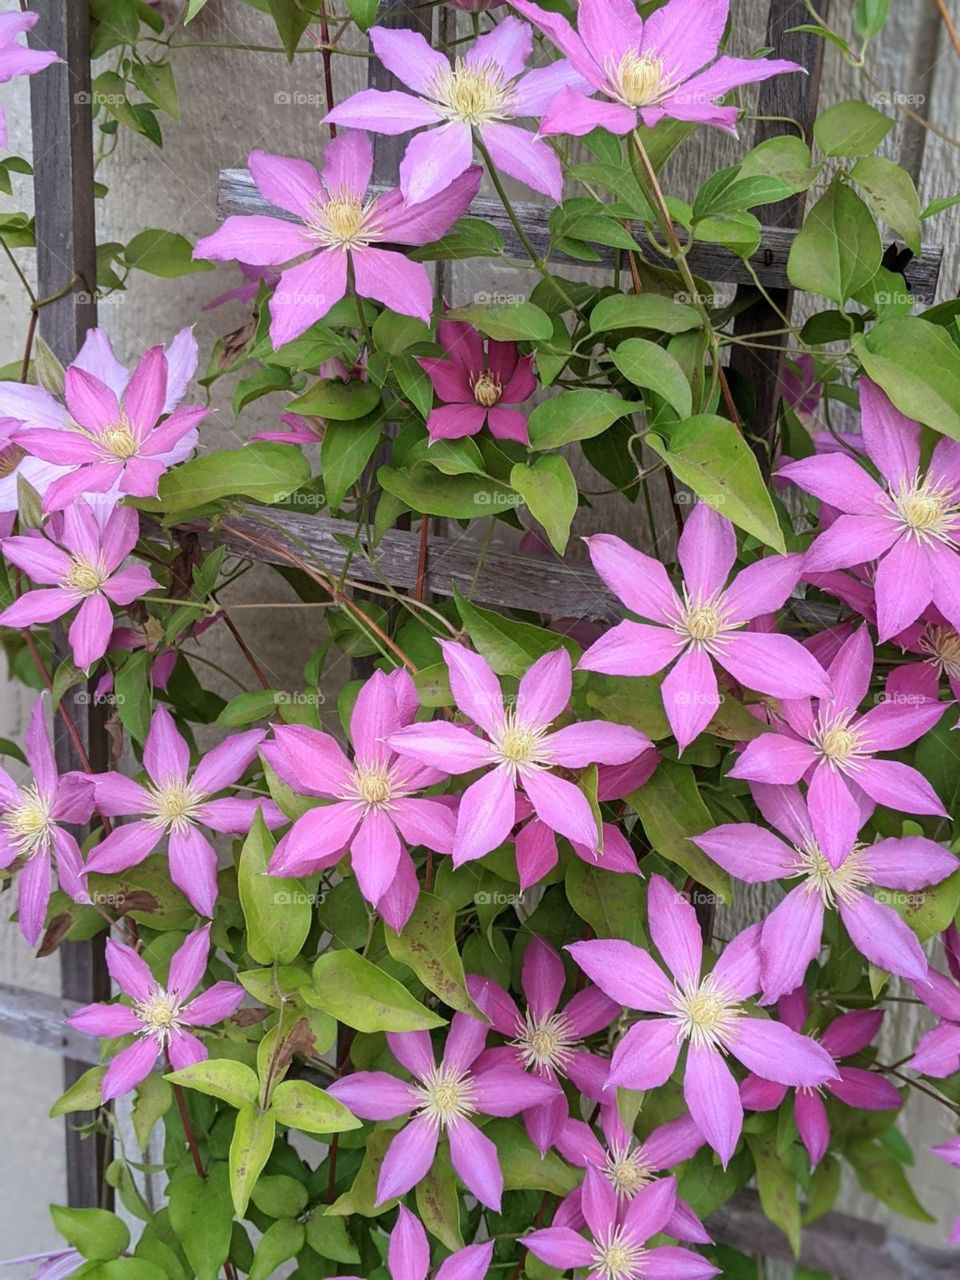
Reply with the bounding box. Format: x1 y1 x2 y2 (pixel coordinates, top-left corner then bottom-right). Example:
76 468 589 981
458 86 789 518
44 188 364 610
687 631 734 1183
378 464 519 519
305 1210 361 1261
267 0 311 58
166 1059 260 1110
50 1066 106 1117
50 1206 129 1261
131 1073 171 1150
131 61 180 119
409 217 504 262
167 1166 233 1280
322 417 381 511
527 389 635 450
216 688 282 728
269 1079 362 1135
509 455 578 553
846 1140 935 1222
286 379 382 420
249 1218 306 1280
229 1106 276 1217
487 1119 579 1195
384 890 480 1016
565 858 646 943
590 294 702 336
238 810 312 964
610 338 692 419
444 302 552 342
856 0 890 37
155 442 311 512
739 136 820 195
787 177 882 304
876 869 960 943
416 1151 463 1251
746 1134 800 1256
454 586 579 676
646 416 786 553
626 763 732 902
814 100 894 156
125 229 212 277
692 167 794 220
114 649 153 744
854 316 960 440
328 1127 398 1216
308 949 447 1032
850 156 922 254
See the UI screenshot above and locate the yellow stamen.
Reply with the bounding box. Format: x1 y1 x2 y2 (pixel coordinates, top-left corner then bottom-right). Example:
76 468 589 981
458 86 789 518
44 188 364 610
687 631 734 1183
429 57 514 125
64 556 107 595
471 371 502 407
610 50 665 106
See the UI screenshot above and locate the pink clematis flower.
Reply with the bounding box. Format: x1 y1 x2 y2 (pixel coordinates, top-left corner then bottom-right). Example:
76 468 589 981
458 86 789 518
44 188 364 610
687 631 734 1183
67 925 245 1101
326 1013 557 1210
193 132 482 347
0 502 155 672
510 0 802 139
740 987 901 1167
908 966 960 1079
0 693 93 945
522 1166 718 1280
569 874 839 1165
552 1109 708 1244
418 321 537 445
325 17 584 204
467 937 620 1151
694 783 953 1002
387 641 650 864
728 623 947 854
931 1137 960 1245
0 419 72 535
0 10 60 147
84 707 284 918
780 377 960 641
265 668 455 931
328 1206 493 1280
578 503 831 750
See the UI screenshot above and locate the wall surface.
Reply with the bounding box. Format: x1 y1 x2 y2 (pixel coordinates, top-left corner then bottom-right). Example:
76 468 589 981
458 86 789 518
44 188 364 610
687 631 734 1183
1 0 959 1264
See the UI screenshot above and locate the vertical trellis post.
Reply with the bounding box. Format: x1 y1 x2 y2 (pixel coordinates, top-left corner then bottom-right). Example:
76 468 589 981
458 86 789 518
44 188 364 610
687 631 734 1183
27 0 111 1209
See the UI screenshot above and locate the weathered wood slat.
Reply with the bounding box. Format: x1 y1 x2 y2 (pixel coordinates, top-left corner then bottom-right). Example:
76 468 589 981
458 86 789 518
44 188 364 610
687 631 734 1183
0 984 97 1066
217 166 943 302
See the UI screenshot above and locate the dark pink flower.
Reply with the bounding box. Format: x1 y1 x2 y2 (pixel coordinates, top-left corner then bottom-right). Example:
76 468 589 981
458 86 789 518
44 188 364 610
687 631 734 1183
418 321 537 445
67 924 244 1101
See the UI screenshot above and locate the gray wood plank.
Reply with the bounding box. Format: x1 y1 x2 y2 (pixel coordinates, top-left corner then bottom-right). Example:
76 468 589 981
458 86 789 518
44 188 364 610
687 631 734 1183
0 984 98 1066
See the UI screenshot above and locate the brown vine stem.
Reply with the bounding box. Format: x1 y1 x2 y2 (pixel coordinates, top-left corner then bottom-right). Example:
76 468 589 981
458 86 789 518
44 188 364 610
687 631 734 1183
316 0 337 137
936 0 960 55
220 610 270 690
414 517 430 603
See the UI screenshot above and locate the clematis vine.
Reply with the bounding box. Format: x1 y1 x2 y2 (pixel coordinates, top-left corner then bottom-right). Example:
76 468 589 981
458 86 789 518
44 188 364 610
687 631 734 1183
67 925 245 1101
569 874 839 1164
326 1013 557 1210
193 131 481 345
522 1166 718 1280
0 502 155 672
0 693 93 946
325 16 584 203
328 1206 494 1280
509 0 802 138
578 503 831 749
265 667 456 930
84 706 283 917
387 641 650 863
739 987 901 1167
467 936 619 1150
418 320 537 445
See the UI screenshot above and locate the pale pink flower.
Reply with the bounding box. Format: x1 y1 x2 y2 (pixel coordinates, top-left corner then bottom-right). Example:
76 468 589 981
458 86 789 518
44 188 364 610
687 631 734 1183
0 10 60 147
326 1206 493 1280
67 924 244 1101
909 966 960 1079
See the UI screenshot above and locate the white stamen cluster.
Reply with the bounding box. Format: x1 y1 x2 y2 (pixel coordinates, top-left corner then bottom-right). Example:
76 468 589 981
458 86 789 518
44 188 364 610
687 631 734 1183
413 1064 477 1129
145 781 203 834
590 1227 649 1280
306 190 381 250
813 712 866 771
491 707 551 776
429 57 515 125
890 471 960 546
794 838 871 908
670 974 743 1052
603 1142 654 1198
511 1009 577 1077
3 784 55 860
134 985 184 1046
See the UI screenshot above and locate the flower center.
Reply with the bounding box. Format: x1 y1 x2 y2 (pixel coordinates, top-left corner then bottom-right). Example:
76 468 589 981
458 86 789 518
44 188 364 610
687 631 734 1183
671 975 743 1052
512 1010 577 1076
414 1065 477 1129
493 708 549 773
430 57 514 124
892 473 959 544
99 418 140 460
147 781 201 834
353 764 393 810
604 1143 653 1198
920 624 960 679
683 603 724 643
134 985 183 1044
3 785 54 859
815 713 863 767
471 371 502 407
307 191 379 250
591 1228 648 1280
610 49 665 106
63 555 108 596
796 839 871 908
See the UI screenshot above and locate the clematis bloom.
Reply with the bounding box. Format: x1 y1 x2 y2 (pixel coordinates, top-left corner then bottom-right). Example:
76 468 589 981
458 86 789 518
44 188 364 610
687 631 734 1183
387 641 650 863
510 0 802 139
0 502 155 671
578 503 831 749
67 925 245 1101
85 707 283 917
194 131 481 346
0 693 93 945
327 1206 493 1280
0 11 60 147
325 16 584 203
909 966 960 1079
418 321 537 445
326 1013 557 1210
569 874 838 1164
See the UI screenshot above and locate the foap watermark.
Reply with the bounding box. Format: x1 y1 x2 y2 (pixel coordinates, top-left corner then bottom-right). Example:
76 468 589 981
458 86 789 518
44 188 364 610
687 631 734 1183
476 490 523 507
274 90 326 107
273 690 326 709
74 90 126 107
76 289 125 306
277 489 326 508
475 890 524 907
473 291 525 306
674 290 711 307
673 490 726 508
73 689 125 707
874 91 926 108
874 690 927 707
672 690 725 708
272 889 326 906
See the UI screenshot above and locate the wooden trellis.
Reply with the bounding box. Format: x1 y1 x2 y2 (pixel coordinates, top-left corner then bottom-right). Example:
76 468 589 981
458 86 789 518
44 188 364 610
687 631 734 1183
5 1 956 1274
